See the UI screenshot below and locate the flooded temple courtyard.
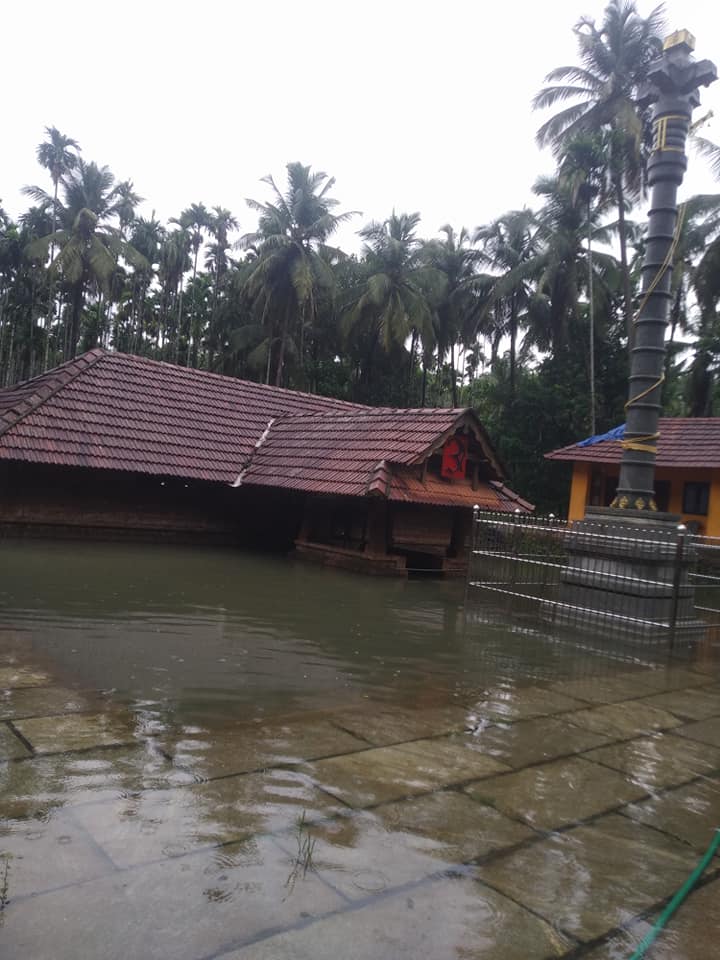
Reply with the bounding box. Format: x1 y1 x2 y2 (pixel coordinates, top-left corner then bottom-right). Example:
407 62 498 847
1 540 719 959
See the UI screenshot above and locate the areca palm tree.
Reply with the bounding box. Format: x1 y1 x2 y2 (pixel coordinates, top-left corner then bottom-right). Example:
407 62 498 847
114 180 144 240
242 163 355 387
346 212 444 404
532 0 665 344
558 134 617 431
206 206 238 365
27 126 80 369
172 203 211 366
158 229 191 358
128 215 164 353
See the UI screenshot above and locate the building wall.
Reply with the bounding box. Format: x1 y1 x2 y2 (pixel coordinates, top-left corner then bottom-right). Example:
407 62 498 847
294 493 473 575
567 462 720 536
0 461 304 548
0 461 476 574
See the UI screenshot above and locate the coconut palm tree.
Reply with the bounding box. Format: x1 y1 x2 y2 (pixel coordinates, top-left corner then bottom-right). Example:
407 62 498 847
346 212 445 404
474 210 539 398
243 163 355 387
530 174 619 355
678 195 720 416
532 0 665 344
693 136 720 180
26 160 147 358
422 226 484 406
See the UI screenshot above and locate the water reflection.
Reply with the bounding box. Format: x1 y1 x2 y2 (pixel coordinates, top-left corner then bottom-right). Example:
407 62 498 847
1 539 719 959
1 540 471 723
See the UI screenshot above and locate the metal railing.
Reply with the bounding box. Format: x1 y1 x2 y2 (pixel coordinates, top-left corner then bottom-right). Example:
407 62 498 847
466 509 720 651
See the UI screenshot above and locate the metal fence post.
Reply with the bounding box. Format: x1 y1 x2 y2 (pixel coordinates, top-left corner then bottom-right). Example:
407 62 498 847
669 524 686 652
464 505 480 613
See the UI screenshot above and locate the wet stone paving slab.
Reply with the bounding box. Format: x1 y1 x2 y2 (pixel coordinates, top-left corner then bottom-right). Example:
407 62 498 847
1 653 719 959
464 756 648 830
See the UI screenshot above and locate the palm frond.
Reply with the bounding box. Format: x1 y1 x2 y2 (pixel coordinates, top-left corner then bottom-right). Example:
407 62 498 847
22 184 54 207
693 136 720 181
540 65 604 89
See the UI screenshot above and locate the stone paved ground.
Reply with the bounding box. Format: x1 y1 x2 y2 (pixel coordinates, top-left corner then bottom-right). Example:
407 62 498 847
1 648 719 959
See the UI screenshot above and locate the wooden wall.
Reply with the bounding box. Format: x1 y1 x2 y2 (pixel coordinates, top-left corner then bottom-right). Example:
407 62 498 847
0 462 304 548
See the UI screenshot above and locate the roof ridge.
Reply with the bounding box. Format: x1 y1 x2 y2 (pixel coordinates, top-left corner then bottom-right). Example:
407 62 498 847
0 348 107 439
274 406 471 424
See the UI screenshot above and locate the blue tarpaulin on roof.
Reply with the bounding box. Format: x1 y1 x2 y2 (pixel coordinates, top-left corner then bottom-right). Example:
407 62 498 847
577 424 625 447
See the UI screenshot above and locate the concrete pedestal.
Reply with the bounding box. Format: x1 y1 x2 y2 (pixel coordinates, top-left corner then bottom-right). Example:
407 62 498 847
550 508 706 643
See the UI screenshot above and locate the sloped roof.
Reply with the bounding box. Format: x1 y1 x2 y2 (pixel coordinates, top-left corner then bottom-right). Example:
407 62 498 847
0 350 361 483
546 418 720 468
234 408 496 497
388 470 534 510
0 350 531 511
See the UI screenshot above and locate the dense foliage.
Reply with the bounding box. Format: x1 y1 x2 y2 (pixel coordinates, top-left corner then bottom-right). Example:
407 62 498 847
2 1 719 512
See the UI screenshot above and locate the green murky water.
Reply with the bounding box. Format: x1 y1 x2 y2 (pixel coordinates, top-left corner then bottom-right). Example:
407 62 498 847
1 540 719 960
1 540 476 717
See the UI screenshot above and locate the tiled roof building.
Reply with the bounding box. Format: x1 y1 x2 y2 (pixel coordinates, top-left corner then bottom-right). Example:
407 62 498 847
0 351 531 574
546 420 720 469
546 421 720 536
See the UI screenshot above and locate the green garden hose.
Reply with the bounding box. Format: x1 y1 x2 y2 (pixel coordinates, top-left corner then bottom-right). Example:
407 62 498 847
628 828 720 960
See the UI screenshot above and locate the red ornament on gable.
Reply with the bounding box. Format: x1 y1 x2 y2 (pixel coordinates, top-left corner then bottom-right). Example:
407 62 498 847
441 435 468 480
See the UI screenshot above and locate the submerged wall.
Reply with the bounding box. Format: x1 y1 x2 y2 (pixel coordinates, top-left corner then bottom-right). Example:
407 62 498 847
0 462 304 549
0 462 474 574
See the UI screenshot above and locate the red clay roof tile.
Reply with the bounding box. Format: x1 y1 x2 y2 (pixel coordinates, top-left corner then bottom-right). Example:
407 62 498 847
0 351 363 483
0 350 531 511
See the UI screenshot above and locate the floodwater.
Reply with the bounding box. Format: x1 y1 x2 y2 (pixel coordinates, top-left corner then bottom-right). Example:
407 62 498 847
1 540 719 959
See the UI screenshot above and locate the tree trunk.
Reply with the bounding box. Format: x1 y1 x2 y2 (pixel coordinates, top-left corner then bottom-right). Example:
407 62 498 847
175 279 184 365
275 303 290 387
587 199 596 435
615 176 634 351
406 330 418 405
188 245 200 367
264 336 273 385
28 274 36 379
450 341 458 407
509 297 517 399
43 179 59 373
69 274 86 359
5 323 14 387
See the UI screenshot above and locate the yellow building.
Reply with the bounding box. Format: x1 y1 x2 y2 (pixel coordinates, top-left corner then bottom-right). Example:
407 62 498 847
545 418 720 537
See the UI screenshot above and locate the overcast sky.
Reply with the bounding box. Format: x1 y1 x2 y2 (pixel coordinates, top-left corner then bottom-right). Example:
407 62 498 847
5 0 720 252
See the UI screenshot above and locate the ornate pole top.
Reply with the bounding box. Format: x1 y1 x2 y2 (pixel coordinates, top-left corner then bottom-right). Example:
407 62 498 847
639 29 717 107
663 29 695 52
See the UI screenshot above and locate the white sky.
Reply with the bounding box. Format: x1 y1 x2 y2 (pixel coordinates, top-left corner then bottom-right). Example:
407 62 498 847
4 0 720 253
